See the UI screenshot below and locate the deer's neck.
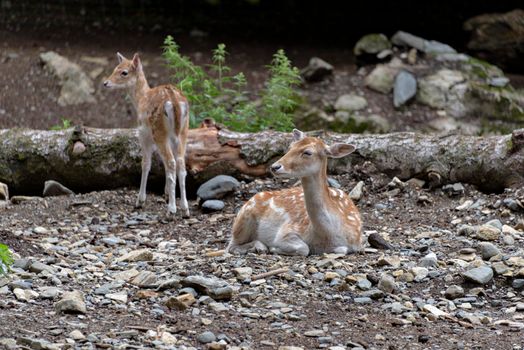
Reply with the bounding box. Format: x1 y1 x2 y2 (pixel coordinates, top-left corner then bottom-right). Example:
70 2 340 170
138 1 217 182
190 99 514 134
130 70 150 111
301 164 335 234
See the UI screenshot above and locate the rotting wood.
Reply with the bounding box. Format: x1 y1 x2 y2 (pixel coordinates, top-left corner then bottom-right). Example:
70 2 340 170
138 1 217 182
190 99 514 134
0 120 523 194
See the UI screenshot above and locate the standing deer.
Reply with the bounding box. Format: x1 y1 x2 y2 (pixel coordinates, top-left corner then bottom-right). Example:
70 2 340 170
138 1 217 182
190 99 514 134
227 129 362 255
104 52 190 217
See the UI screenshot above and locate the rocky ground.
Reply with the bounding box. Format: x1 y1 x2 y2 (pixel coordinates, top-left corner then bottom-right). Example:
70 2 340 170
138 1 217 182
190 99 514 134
1 174 524 349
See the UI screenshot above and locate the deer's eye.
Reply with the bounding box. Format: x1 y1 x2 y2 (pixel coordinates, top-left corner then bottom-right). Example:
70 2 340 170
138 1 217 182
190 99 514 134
121 70 128 76
303 150 313 156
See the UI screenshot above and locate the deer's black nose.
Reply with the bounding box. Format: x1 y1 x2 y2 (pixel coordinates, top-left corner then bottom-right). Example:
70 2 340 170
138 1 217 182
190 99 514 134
103 80 109 87
271 163 282 172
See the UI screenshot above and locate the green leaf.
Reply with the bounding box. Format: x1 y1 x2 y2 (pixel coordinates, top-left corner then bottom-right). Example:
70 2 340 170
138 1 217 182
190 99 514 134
0 243 13 276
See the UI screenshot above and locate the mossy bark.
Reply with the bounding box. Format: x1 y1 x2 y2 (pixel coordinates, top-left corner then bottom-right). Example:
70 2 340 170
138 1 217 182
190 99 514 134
0 123 523 194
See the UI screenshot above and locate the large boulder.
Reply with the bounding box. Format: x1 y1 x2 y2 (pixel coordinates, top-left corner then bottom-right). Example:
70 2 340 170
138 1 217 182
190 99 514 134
393 70 417 107
40 51 96 106
464 9 524 72
301 57 334 82
354 34 392 63
334 94 368 112
0 182 8 201
197 175 240 200
417 69 468 117
365 64 398 94
391 31 456 55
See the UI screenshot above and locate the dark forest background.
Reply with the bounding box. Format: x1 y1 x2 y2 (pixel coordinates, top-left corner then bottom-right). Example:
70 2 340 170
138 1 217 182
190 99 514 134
1 0 522 50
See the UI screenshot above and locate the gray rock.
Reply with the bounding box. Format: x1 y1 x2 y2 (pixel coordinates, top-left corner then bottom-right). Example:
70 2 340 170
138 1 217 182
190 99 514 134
393 70 417 107
365 64 397 94
411 267 429 282
40 287 60 299
197 175 240 200
130 271 158 287
485 219 503 231
442 183 465 196
458 224 476 236
117 249 153 262
492 262 509 275
101 236 122 246
377 274 397 294
354 33 391 56
301 57 334 82
334 94 368 112
233 267 253 280
512 279 524 289
327 177 341 189
479 242 500 260
197 331 216 344
503 235 515 245
444 285 464 299
349 181 365 201
356 278 372 291
391 31 426 51
354 297 372 304
476 225 501 241
391 31 456 54
18 337 57 350
9 280 33 290
201 200 225 212
360 289 384 299
488 77 510 87
417 70 467 117
303 329 325 337
55 290 87 314
419 252 438 268
182 275 233 300
156 277 182 291
95 281 124 295
462 266 494 285
40 51 96 106
43 180 74 197
0 182 8 201
424 40 457 54
503 198 522 211
367 233 393 250
12 259 31 270
29 261 54 274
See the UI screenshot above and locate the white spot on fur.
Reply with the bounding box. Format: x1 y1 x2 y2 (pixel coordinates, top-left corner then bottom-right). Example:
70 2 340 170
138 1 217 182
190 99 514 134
179 101 188 127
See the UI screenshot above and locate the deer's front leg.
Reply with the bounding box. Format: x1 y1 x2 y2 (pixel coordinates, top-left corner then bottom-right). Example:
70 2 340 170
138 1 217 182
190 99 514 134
136 133 154 209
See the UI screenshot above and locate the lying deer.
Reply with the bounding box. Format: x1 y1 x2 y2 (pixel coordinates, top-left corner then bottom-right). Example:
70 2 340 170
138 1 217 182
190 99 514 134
228 129 362 255
104 53 190 217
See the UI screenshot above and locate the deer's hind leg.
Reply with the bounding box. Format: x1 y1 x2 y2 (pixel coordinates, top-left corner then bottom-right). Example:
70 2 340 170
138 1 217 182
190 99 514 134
175 101 190 218
227 202 268 254
154 128 177 216
269 226 309 256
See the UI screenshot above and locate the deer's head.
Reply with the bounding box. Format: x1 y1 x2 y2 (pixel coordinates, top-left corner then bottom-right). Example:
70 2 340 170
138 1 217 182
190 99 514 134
103 52 142 89
271 129 355 178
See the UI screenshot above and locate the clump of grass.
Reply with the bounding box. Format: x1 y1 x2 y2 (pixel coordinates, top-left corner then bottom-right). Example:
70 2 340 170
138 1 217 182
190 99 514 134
50 118 72 130
163 36 301 132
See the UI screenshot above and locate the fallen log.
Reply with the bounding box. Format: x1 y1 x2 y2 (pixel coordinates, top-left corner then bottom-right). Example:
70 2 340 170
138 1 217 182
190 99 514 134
0 120 523 194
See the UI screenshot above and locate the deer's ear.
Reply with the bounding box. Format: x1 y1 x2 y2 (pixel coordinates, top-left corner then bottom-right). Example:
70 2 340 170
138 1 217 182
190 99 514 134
132 53 142 70
117 52 126 63
292 129 305 142
326 143 356 158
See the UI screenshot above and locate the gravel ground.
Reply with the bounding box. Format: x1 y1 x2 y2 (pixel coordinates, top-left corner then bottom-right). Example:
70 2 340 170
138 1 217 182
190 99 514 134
1 173 524 349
